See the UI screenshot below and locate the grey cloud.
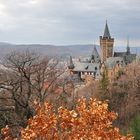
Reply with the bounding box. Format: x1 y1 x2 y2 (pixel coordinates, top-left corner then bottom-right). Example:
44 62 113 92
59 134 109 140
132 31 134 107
0 0 139 46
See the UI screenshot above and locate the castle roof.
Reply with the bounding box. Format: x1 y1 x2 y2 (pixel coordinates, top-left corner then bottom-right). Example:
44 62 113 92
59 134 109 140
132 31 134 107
114 52 126 57
105 57 125 69
73 62 100 72
103 21 111 38
90 46 101 63
68 56 75 69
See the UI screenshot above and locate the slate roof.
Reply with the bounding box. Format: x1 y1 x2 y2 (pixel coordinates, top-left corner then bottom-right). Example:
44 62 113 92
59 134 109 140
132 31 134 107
114 52 126 57
73 62 100 72
90 46 101 63
103 21 111 38
114 51 136 64
105 57 125 69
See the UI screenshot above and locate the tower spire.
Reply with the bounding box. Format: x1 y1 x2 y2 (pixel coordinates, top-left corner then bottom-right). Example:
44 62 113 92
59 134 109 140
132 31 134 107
103 20 111 38
126 37 130 55
68 56 74 69
90 45 100 63
127 37 129 48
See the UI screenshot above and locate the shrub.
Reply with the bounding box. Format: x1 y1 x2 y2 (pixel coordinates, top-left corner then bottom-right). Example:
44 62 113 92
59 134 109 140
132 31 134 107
2 98 133 140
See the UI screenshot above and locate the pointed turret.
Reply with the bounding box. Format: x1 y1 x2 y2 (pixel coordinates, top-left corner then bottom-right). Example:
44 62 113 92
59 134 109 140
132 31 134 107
126 38 130 55
68 56 74 69
90 45 100 63
103 20 111 38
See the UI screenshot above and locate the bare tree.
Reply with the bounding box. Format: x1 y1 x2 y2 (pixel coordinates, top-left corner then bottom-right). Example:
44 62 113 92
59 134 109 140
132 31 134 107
0 50 65 122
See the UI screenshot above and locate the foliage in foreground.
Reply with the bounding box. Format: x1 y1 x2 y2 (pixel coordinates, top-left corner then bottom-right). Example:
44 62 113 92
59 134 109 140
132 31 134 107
2 98 133 140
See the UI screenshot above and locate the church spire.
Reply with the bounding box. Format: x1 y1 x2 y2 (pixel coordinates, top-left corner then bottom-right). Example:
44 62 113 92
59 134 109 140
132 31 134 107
103 20 111 38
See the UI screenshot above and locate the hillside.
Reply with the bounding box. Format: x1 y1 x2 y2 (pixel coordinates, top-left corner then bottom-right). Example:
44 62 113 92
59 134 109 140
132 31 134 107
0 42 139 58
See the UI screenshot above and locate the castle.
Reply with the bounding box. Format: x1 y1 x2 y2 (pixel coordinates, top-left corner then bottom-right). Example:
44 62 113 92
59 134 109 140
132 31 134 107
68 21 136 81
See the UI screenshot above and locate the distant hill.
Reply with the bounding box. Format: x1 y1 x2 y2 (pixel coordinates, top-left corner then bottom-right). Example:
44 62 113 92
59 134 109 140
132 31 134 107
114 46 140 54
0 42 139 58
0 42 100 57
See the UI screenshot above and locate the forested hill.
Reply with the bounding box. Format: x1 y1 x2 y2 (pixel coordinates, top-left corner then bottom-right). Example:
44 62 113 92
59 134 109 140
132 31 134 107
0 42 139 58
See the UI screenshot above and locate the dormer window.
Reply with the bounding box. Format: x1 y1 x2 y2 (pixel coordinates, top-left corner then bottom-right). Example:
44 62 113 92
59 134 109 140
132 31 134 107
95 67 98 71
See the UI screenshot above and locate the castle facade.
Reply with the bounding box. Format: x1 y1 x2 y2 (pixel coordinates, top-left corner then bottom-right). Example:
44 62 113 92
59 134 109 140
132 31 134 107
68 21 136 81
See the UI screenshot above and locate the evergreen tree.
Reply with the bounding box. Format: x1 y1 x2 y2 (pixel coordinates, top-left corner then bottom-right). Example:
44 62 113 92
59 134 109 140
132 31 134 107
99 67 110 100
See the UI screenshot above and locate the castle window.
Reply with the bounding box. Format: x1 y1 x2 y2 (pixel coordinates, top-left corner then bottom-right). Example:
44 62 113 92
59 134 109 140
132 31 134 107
95 67 98 70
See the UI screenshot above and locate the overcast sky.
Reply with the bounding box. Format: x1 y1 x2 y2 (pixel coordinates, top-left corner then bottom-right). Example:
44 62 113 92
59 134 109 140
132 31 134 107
0 0 140 47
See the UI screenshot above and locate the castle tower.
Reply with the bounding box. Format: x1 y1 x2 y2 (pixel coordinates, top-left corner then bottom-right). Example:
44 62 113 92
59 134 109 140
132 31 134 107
100 21 114 62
